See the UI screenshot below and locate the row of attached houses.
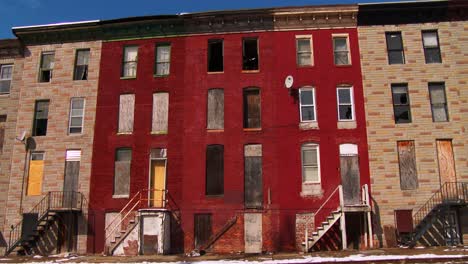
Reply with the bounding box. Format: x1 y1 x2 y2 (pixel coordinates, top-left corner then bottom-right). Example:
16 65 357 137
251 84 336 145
0 0 466 256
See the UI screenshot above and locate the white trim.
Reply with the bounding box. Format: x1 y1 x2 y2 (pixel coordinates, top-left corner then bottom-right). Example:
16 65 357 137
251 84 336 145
339 144 358 156
299 87 316 122
332 33 351 66
336 86 355 121
66 150 81 161
13 20 100 30
301 143 320 184
68 97 85 134
296 35 313 67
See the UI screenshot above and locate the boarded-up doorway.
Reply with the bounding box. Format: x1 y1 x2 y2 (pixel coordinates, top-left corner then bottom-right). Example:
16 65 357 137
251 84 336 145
194 214 212 249
436 139 456 185
244 213 262 253
340 144 360 205
244 144 262 208
63 150 80 208
150 148 167 207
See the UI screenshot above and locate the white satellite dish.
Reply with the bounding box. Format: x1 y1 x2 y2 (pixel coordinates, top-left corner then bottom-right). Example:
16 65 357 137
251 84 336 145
284 75 294 89
16 130 27 142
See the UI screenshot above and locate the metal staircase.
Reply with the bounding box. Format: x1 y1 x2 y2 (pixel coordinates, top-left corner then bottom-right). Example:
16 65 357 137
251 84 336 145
407 182 467 247
104 188 177 255
5 191 83 256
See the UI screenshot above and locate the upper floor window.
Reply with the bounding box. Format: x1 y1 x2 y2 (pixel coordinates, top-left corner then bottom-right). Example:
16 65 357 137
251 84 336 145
0 64 12 94
242 38 259 71
152 92 169 134
122 46 138 78
118 94 135 133
155 43 171 76
206 144 224 196
208 39 223 72
296 36 313 66
386 32 405 64
422 30 441 63
243 88 261 129
337 86 354 121
39 52 54 82
73 49 90 80
428 82 448 122
69 98 85 134
299 88 316 122
301 143 320 183
391 84 412 124
114 148 132 197
207 89 224 130
0 115 6 152
333 35 351 65
33 100 49 136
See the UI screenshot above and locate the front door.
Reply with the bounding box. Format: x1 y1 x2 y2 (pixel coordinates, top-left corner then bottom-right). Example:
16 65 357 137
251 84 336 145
63 150 80 208
436 139 456 185
150 159 166 207
340 144 360 205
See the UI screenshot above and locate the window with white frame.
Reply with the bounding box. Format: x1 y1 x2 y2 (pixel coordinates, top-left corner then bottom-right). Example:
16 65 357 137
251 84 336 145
122 46 138 78
333 35 351 65
0 64 12 94
337 86 354 121
69 98 85 134
301 143 320 183
296 36 313 66
299 88 316 122
155 43 171 76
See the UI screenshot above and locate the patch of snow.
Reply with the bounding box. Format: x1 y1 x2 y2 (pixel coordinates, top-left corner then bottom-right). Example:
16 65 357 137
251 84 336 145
33 255 43 258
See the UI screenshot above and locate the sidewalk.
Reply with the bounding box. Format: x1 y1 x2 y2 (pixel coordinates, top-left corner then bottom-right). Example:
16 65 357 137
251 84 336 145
1 246 467 263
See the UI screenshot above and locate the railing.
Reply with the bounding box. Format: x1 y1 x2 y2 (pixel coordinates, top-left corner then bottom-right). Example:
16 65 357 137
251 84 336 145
361 184 370 206
7 191 83 255
413 182 467 229
313 185 342 231
104 188 174 246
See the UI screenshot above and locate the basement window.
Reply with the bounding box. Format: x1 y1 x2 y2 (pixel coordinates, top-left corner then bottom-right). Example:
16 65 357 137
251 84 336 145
39 52 54 82
208 39 223 72
242 38 259 71
73 49 90 80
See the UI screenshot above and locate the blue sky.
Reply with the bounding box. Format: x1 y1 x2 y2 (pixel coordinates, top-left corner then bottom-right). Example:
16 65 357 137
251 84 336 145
0 0 403 39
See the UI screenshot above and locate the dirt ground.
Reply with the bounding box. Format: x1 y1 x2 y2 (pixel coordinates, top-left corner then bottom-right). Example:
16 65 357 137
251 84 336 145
1 246 468 263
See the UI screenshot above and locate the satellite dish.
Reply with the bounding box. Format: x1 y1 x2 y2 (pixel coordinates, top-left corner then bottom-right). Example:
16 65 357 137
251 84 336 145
284 75 294 89
16 130 27 142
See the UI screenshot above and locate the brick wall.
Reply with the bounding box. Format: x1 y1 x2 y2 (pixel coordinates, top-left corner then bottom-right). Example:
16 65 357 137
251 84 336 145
295 213 315 252
358 21 468 247
4 41 101 253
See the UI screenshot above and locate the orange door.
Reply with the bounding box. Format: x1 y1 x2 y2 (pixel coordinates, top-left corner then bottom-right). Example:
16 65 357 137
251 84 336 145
436 139 456 185
150 160 166 207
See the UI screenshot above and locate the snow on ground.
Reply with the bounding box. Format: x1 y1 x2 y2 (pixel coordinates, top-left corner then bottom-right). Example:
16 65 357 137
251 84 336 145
18 253 468 264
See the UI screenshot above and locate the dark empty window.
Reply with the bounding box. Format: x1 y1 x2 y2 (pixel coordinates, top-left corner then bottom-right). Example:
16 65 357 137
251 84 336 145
0 64 12 94
114 148 132 196
242 38 259 71
39 52 54 82
386 32 405 64
429 82 448 122
74 49 90 80
194 214 212 248
243 88 261 129
0 115 6 152
208 40 223 72
33 100 49 136
391 84 412 124
422 30 441 63
206 145 224 196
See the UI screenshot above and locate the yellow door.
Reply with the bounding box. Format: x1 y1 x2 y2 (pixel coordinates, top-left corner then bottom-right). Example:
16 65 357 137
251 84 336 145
27 159 44 196
150 160 166 207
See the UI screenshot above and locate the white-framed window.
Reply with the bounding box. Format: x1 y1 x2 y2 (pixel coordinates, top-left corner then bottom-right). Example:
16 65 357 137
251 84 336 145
39 51 54 82
122 46 138 78
296 35 313 66
155 43 171 76
337 86 354 121
0 64 12 94
69 97 85 134
299 88 316 122
332 34 351 65
301 143 320 183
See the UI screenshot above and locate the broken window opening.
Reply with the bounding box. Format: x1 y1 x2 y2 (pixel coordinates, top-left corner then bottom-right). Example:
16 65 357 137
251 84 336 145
391 84 412 124
73 49 90 81
242 38 259 71
33 100 50 136
208 39 223 72
39 52 54 82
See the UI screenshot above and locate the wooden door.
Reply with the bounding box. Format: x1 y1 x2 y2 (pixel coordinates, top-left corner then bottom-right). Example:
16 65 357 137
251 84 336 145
244 213 262 253
244 145 262 208
63 150 81 208
436 139 456 185
194 214 212 249
340 155 360 205
150 160 166 207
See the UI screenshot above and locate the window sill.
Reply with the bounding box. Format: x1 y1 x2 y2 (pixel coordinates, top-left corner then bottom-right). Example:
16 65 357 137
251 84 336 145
207 129 224 133
206 194 224 198
334 64 352 67
297 64 314 68
153 74 169 78
73 79 88 82
299 122 318 130
112 195 129 199
243 128 262 132
0 93 10 97
151 131 168 135
120 76 136 80
207 71 224 74
301 183 323 198
68 133 84 136
117 132 133 135
337 120 356 129
241 70 260 73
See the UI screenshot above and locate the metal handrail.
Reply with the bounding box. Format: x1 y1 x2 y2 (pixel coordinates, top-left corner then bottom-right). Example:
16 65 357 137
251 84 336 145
314 185 342 221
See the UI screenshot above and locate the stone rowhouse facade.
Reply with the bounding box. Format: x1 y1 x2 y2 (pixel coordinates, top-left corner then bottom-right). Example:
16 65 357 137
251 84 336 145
88 5 371 254
4 24 102 253
0 39 23 249
358 0 468 247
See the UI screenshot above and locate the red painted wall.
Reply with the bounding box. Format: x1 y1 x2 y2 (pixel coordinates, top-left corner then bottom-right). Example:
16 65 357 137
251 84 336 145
88 28 370 253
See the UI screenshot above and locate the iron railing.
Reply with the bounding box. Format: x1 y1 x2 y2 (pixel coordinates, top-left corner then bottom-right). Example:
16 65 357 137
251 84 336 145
7 191 83 255
413 182 467 229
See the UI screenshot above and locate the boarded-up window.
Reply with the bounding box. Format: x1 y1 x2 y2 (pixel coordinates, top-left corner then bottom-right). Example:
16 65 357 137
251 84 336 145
436 139 456 184
244 144 262 208
118 94 135 133
429 83 449 122
206 145 224 196
194 214 212 248
397 141 418 190
69 98 85 134
33 100 49 136
152 93 169 133
27 152 45 196
0 115 6 152
207 89 224 130
302 144 320 183
208 39 223 72
243 88 261 129
114 148 132 196
73 49 90 80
